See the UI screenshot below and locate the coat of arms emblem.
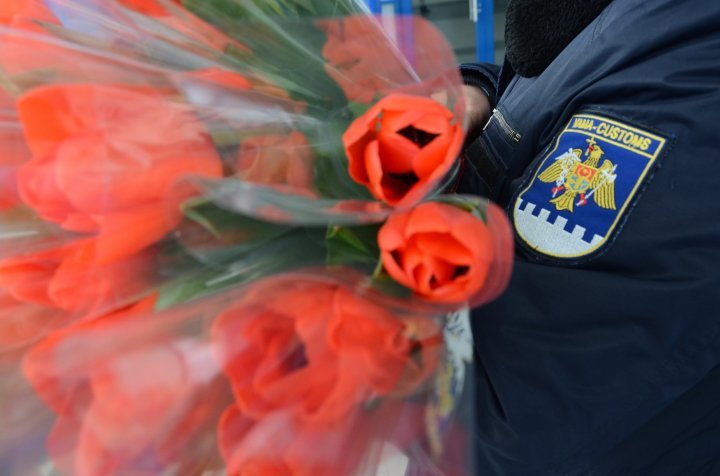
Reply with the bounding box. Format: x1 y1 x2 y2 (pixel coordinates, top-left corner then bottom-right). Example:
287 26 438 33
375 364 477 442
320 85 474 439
513 113 667 259
539 137 617 212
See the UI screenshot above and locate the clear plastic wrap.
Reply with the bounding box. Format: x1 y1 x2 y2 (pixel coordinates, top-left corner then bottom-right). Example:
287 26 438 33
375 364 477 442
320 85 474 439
0 1 512 474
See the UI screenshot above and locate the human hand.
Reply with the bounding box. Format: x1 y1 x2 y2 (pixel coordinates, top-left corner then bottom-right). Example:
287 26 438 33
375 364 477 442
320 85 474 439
462 84 492 144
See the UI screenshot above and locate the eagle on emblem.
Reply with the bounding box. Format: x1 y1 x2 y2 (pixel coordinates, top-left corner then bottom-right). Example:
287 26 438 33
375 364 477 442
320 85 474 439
538 138 617 212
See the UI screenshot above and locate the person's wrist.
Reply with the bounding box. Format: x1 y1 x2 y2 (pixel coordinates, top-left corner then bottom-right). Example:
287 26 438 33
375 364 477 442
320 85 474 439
462 84 492 144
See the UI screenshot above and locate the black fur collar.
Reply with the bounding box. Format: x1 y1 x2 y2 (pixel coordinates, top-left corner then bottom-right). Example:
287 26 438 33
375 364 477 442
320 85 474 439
505 0 614 77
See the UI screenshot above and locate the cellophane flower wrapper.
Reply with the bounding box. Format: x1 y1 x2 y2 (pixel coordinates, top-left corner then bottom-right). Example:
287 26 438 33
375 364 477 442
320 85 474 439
0 1 513 474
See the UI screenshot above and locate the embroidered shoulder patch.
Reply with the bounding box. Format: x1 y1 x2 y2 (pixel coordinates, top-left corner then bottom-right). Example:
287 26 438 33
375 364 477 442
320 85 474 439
514 113 667 259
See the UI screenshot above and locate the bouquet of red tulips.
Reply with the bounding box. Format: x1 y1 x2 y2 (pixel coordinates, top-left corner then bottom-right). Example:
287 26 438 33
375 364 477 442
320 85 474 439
0 1 513 474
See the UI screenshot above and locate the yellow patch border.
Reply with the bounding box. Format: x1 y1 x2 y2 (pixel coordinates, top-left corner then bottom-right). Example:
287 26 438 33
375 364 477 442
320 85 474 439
514 113 667 259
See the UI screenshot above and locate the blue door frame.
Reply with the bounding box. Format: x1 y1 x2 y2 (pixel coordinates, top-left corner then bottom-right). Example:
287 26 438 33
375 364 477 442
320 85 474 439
475 0 494 62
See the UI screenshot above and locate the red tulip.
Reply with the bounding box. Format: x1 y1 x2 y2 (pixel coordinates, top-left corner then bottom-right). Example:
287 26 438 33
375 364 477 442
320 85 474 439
23 296 229 476
16 84 222 264
379 201 496 304
212 275 441 426
0 241 152 313
343 94 463 206
235 132 315 192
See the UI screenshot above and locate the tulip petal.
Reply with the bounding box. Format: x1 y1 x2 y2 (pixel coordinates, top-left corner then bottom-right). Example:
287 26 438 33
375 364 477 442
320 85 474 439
16 154 75 225
86 202 179 265
413 232 472 266
377 133 418 174
364 140 388 201
48 246 152 313
380 250 414 290
410 108 455 135
412 262 433 295
0 247 69 307
427 256 458 286
404 202 450 236
0 291 63 350
413 125 456 179
346 130 374 185
377 211 412 251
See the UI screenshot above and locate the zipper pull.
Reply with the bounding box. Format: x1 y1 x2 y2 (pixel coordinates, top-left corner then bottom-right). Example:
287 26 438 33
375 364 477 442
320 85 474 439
484 108 522 143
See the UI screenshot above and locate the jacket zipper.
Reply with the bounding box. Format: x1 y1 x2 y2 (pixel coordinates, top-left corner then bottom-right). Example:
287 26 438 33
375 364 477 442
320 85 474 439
485 108 522 143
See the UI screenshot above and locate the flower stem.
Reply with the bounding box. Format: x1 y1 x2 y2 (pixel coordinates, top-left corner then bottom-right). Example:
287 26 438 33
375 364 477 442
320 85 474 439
371 259 384 280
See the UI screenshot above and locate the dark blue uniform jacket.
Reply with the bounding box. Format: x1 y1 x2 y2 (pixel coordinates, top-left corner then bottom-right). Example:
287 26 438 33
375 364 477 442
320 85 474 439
458 0 720 474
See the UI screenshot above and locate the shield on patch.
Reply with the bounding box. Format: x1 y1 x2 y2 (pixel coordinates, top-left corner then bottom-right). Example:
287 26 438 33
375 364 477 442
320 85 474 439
513 113 667 259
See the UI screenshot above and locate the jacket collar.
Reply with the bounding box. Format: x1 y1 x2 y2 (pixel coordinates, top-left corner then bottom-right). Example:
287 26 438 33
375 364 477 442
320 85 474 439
504 0 614 77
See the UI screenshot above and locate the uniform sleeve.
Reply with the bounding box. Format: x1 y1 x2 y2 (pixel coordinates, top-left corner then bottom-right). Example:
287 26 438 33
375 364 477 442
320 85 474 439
459 62 500 107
